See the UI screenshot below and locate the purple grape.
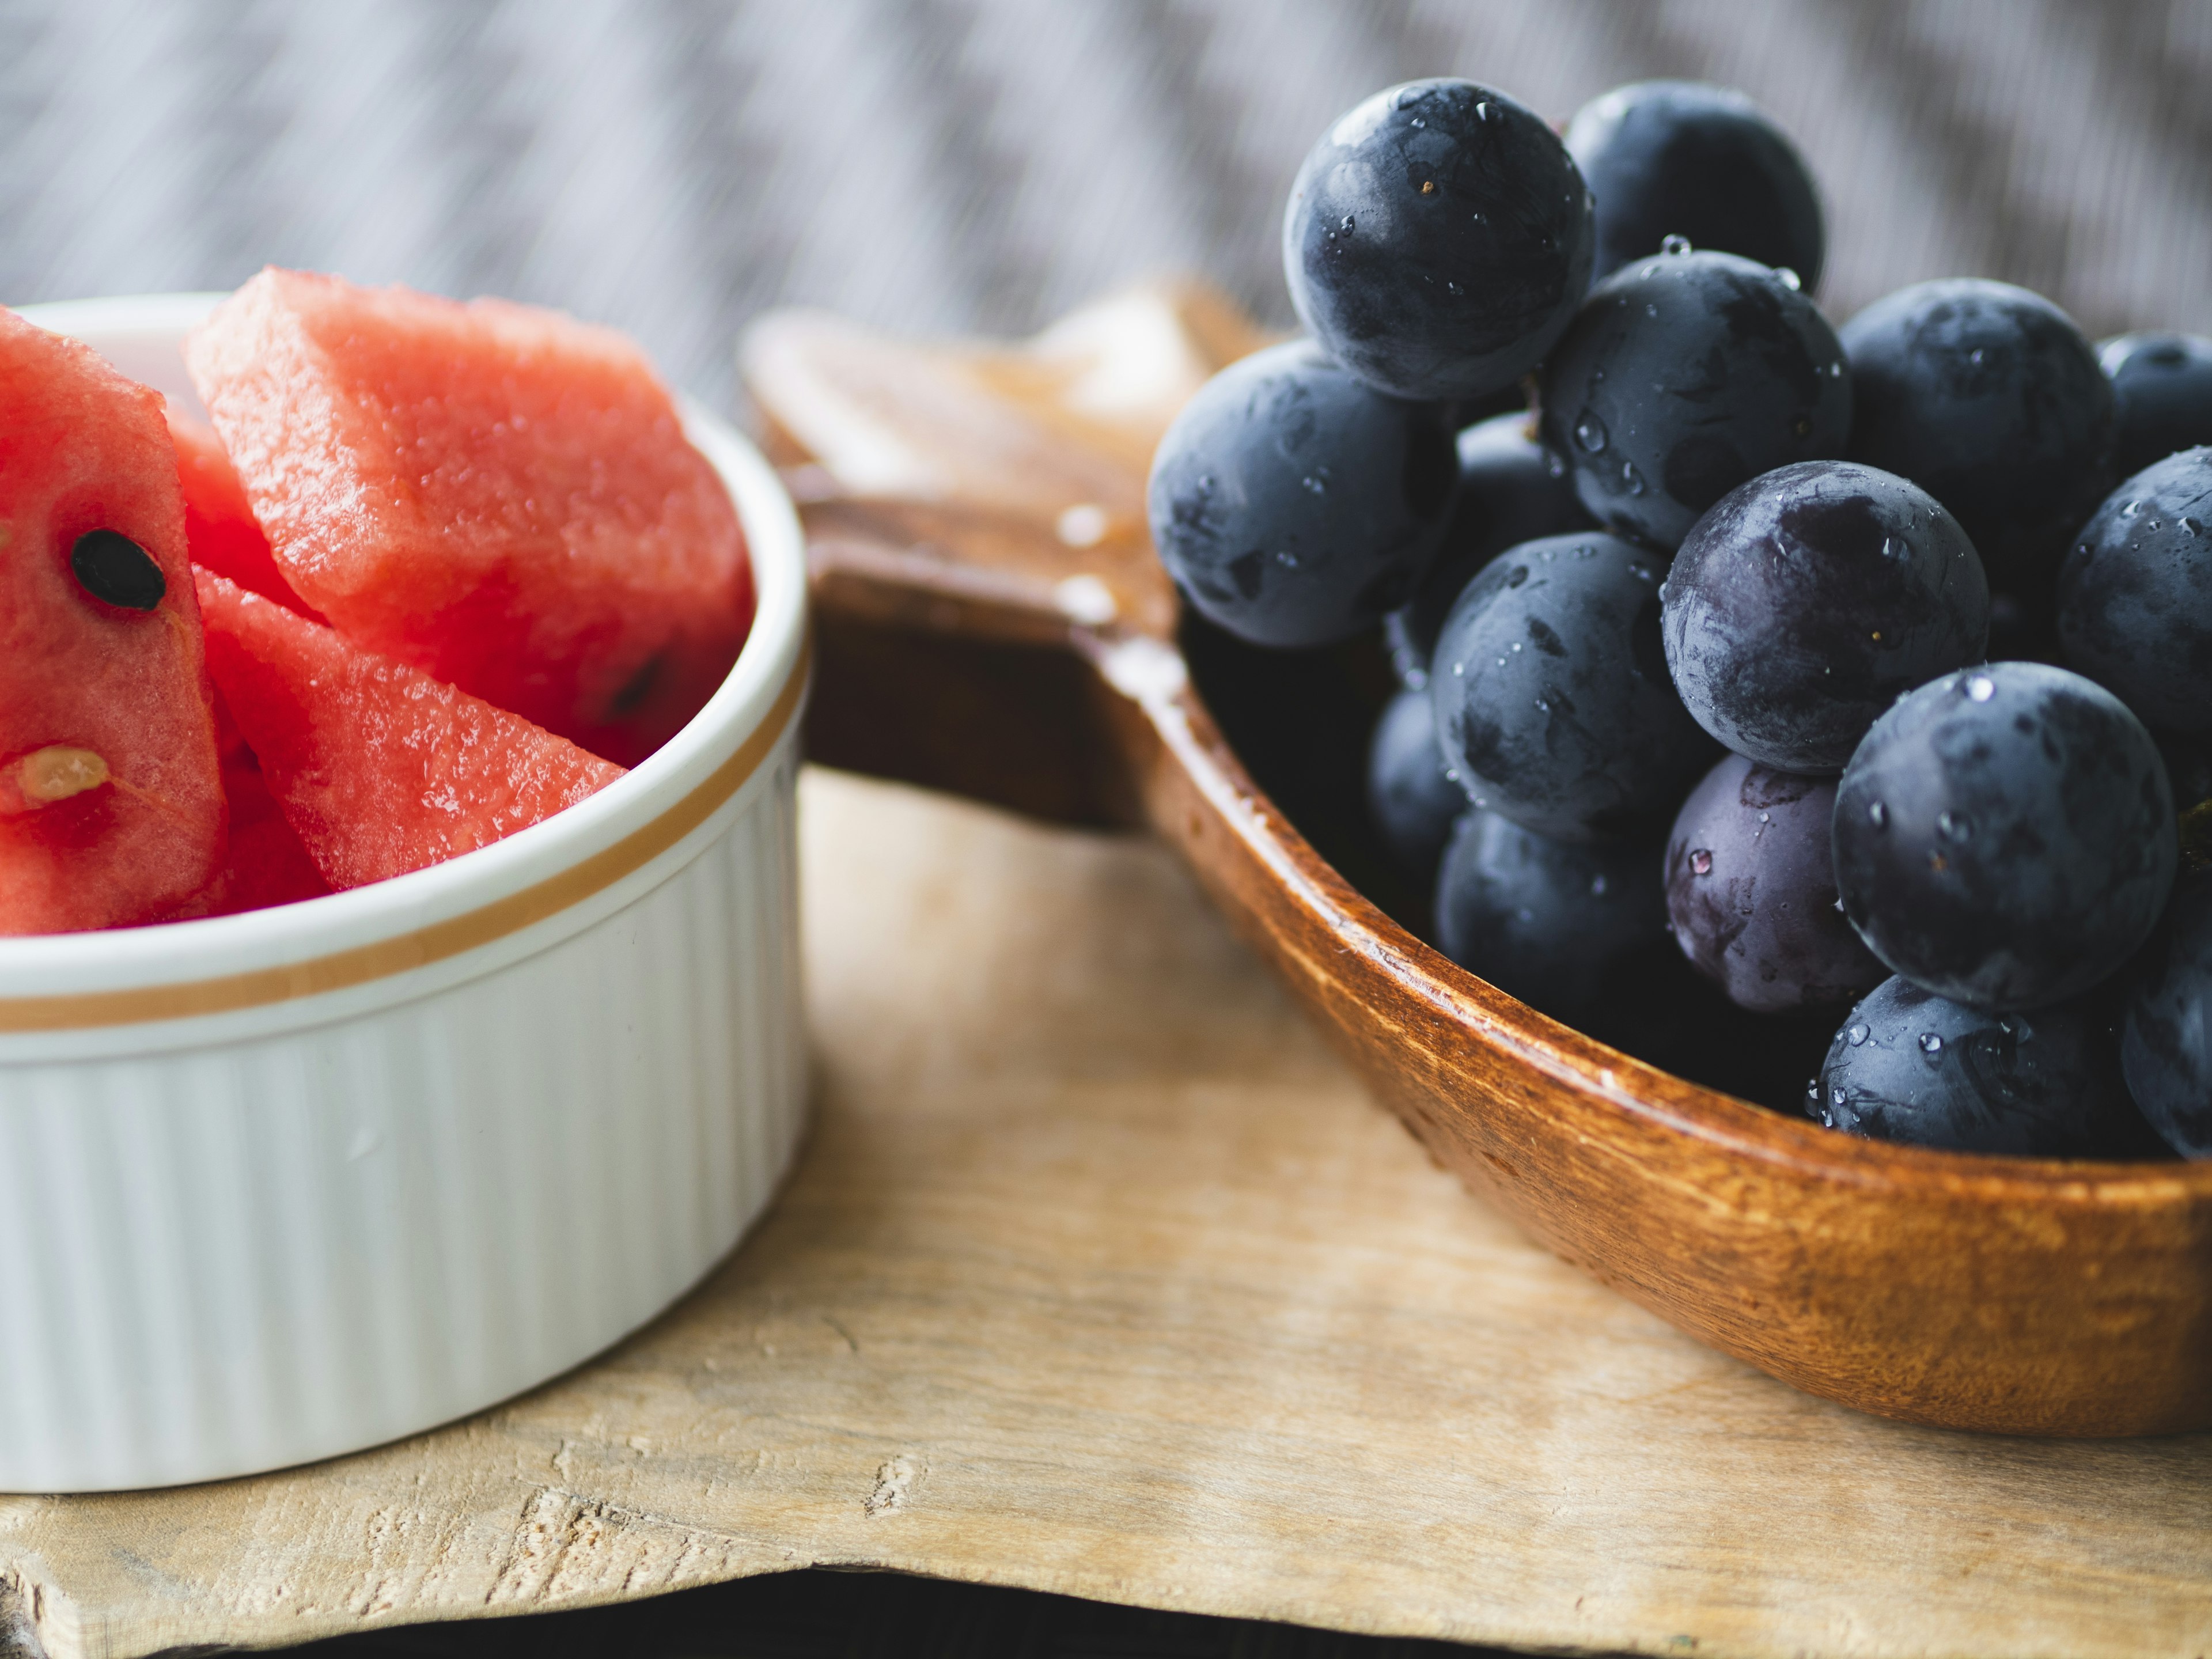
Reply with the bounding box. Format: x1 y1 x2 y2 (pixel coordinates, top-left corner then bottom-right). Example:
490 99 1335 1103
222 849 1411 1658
1813 976 2152 1157
1665 753 1885 1013
1662 460 1988 772
2123 872 2212 1157
1832 663 2176 1011
1840 279 2114 597
2056 447 2212 734
1147 340 1457 647
1565 80 1824 289
1365 687 1463 880
1284 79 1594 402
1434 808 1668 1024
1430 532 1716 844
1539 247 1851 550
2101 332 2212 478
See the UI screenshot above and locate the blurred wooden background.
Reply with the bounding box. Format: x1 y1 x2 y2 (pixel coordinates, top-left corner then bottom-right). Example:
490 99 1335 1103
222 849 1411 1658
1 0 2205 422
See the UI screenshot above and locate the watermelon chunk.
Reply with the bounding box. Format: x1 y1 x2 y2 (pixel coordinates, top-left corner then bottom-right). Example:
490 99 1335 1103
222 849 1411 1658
165 406 323 620
0 306 224 933
209 751 332 915
186 269 754 766
196 571 624 889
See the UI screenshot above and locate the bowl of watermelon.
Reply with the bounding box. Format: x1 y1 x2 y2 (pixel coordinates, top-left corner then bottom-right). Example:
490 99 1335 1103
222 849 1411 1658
0 280 809 1494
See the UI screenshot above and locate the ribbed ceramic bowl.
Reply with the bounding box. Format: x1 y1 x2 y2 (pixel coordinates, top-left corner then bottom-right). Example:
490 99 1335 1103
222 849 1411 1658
0 295 810 1494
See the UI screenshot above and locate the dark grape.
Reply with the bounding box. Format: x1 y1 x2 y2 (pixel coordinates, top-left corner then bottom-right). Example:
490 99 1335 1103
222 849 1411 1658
1665 753 1885 1013
1813 975 2150 1157
2123 872 2212 1157
1539 247 1850 550
1434 808 1667 1024
2100 332 2212 478
1832 663 2176 1010
1565 80 1825 289
1283 79 1593 402
1662 460 1988 772
2056 447 2212 734
1385 412 1590 684
1430 532 1715 843
1840 279 2114 595
1365 687 1463 880
1146 339 1457 647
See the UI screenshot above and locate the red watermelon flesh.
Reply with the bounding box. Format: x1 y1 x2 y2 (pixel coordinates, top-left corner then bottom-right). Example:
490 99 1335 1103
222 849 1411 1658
165 406 324 621
196 571 625 890
204 684 329 915
0 306 225 934
209 756 332 915
186 268 754 767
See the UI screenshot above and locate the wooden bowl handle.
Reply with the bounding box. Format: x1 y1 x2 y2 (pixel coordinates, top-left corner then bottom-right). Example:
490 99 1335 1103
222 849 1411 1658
741 290 1261 828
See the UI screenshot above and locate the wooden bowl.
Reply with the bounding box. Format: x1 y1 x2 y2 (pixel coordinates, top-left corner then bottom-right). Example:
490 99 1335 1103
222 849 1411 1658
744 287 2212 1437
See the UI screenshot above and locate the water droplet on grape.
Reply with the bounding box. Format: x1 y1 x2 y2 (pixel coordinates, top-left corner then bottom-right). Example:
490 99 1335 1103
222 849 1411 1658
1847 1024 1869 1046
1689 848 1714 876
1661 234 1692 256
1937 809 1971 840
1919 1032 1944 1056
1867 801 1888 828
1775 267 1801 291
1622 461 1646 496
1969 347 1986 366
1966 674 1995 702
1574 412 1609 453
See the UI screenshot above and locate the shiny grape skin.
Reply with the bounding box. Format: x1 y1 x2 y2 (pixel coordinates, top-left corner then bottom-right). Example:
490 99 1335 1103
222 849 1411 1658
1430 531 1716 844
1565 80 1825 289
2100 332 2212 478
1662 460 1988 772
2123 872 2212 1157
2056 448 2212 734
1840 279 2115 597
1385 412 1591 685
1434 808 1668 1024
1283 78 1594 402
1813 975 2150 1157
1365 687 1464 881
1832 664 2177 1012
1665 754 1885 1013
1146 339 1458 648
1538 249 1851 551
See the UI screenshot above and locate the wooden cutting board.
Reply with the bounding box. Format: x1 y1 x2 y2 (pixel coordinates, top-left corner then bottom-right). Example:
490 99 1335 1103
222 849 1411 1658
2 768 2207 1659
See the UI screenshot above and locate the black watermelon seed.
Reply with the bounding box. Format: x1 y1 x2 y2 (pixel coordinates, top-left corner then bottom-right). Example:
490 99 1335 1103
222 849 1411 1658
70 530 166 611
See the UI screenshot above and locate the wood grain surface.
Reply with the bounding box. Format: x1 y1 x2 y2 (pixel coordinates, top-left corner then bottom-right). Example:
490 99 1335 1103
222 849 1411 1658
4 770 2207 1659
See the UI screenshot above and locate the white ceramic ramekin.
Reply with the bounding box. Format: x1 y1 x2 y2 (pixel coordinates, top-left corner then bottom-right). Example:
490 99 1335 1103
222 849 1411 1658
0 296 810 1494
